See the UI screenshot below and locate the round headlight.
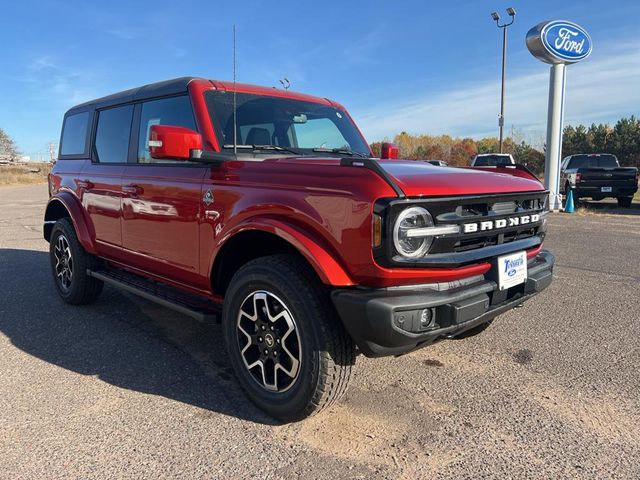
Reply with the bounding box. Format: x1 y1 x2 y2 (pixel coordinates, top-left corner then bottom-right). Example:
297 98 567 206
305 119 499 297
393 207 434 258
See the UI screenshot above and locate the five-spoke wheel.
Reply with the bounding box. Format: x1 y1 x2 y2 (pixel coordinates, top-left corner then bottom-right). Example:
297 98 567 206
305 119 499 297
223 254 355 421
237 291 301 392
53 234 74 291
49 218 103 304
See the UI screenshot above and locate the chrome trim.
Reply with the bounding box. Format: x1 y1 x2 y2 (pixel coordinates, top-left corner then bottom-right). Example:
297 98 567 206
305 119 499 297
406 224 460 238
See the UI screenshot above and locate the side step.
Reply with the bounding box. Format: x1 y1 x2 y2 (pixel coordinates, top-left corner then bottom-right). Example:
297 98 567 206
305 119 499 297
87 268 221 324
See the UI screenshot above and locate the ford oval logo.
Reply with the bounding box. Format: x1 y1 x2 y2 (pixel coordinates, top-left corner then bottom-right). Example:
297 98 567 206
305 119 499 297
543 21 592 61
507 268 517 277
526 20 592 64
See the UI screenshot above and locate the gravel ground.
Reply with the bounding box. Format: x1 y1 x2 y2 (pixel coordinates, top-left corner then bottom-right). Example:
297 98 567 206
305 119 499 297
1 184 638 479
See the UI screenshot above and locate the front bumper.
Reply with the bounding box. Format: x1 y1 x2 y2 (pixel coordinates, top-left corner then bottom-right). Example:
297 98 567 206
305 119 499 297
332 250 554 357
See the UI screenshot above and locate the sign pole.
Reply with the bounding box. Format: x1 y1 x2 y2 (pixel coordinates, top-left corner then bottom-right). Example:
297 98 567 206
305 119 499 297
526 20 592 211
544 63 566 211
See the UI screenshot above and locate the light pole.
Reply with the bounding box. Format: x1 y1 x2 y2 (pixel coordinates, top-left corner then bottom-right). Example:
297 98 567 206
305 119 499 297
491 7 516 153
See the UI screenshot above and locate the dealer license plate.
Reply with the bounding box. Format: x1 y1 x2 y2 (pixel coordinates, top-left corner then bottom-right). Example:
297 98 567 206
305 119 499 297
497 251 527 291
601 186 612 192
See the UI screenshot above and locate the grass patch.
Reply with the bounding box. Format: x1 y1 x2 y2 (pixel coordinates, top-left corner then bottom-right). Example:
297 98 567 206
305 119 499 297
0 163 51 186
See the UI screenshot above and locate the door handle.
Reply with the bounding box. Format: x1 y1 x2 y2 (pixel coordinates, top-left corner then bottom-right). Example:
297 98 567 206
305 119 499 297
77 179 94 189
123 184 144 195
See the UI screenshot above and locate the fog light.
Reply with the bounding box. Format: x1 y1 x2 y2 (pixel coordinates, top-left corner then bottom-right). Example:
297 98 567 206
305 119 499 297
420 308 432 328
393 308 436 333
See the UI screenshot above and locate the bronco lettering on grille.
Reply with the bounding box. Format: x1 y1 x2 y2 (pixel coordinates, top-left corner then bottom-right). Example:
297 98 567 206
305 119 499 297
463 214 540 234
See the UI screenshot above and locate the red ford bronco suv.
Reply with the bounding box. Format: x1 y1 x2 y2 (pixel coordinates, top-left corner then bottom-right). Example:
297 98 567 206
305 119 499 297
45 77 554 421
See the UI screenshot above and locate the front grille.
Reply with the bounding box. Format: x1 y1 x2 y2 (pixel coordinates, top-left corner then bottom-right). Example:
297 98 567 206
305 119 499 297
429 192 546 255
374 190 548 268
453 227 537 252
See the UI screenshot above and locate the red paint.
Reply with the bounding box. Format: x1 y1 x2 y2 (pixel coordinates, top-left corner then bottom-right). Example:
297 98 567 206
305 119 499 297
149 125 202 160
380 143 399 160
380 161 543 196
46 77 549 303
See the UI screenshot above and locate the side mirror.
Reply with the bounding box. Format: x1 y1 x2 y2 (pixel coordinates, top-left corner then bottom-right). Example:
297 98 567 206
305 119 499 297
380 142 399 160
149 125 203 161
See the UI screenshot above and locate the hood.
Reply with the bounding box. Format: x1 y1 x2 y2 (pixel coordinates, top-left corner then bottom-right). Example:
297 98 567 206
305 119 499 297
262 156 543 197
377 160 543 196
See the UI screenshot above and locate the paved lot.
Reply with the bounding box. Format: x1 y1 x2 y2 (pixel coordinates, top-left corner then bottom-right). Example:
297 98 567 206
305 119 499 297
1 184 639 479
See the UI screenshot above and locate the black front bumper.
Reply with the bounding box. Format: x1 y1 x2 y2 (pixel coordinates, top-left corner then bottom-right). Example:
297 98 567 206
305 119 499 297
332 250 554 357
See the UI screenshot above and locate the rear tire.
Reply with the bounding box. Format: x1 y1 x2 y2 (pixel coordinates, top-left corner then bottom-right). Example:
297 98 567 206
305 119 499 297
617 196 633 208
49 218 103 305
222 254 355 422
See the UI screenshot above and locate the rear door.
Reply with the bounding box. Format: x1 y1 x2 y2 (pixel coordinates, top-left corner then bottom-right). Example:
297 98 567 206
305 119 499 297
82 104 133 251
120 95 207 287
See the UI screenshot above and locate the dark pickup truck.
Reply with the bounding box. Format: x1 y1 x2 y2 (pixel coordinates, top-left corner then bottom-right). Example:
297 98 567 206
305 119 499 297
560 154 638 207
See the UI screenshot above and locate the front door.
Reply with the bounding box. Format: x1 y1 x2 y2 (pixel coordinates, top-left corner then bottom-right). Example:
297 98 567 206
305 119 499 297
120 95 206 287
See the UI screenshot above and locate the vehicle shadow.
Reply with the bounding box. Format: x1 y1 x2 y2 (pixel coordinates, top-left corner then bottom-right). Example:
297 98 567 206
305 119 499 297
0 248 278 425
576 199 640 216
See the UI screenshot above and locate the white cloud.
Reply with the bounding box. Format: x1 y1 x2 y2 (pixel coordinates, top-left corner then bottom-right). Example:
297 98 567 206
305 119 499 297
355 42 640 145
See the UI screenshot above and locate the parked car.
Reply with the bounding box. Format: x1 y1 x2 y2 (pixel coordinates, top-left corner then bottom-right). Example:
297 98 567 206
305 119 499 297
426 160 448 167
470 153 515 167
44 77 554 421
560 154 638 207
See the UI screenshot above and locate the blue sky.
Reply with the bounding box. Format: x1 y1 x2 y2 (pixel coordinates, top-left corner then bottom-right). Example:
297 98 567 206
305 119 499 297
1 0 639 159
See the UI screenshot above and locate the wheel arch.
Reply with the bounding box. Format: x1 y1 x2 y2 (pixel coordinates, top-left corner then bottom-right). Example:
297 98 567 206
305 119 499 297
44 193 96 254
210 220 355 296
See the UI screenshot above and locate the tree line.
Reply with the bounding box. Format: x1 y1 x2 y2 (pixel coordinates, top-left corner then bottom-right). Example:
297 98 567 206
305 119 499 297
2 116 639 167
370 116 640 174
562 116 639 167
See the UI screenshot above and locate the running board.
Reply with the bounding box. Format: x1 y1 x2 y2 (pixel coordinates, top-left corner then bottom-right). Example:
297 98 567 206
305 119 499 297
87 268 220 324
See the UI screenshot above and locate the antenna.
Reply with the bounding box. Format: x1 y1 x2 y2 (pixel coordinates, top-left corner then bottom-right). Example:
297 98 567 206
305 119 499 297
233 24 237 156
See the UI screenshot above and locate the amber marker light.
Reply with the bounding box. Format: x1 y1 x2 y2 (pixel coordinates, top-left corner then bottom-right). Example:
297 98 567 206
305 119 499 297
372 214 382 247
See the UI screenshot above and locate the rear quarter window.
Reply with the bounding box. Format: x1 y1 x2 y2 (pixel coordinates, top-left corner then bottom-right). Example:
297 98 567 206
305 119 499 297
60 111 90 156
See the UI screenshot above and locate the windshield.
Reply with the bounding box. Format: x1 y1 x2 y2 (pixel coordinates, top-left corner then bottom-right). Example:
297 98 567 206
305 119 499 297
205 91 371 156
474 155 513 166
567 154 619 169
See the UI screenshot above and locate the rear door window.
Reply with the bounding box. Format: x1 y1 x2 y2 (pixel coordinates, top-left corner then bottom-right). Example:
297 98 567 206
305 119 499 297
60 111 90 156
95 105 134 164
137 96 197 163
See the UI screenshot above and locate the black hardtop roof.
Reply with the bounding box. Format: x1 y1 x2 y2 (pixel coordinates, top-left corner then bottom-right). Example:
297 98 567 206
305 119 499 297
67 76 204 113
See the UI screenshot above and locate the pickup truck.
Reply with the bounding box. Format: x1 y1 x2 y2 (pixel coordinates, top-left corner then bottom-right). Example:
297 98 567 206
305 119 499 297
560 154 638 207
470 153 515 167
44 77 554 420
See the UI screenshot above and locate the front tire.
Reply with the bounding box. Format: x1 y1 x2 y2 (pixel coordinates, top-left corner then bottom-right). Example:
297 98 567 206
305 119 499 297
222 254 355 422
49 218 103 305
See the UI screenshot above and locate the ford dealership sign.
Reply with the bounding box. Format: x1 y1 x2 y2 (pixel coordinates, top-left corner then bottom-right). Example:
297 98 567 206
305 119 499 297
526 20 592 64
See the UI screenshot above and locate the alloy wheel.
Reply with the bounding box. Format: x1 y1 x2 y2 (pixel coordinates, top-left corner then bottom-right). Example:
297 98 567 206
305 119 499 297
54 234 73 291
236 290 301 392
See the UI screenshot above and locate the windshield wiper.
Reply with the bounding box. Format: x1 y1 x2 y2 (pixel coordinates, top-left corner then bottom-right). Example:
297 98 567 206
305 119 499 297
312 147 368 158
223 144 301 155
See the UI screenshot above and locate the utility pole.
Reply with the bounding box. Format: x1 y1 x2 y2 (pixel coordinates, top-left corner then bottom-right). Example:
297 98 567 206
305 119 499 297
491 8 516 153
